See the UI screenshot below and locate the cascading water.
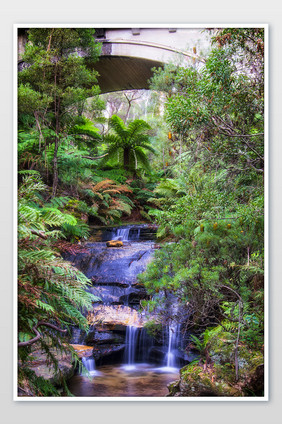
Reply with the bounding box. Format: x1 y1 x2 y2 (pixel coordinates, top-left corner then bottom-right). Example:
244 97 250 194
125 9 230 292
112 226 141 242
123 325 139 370
65 224 186 396
81 357 99 377
113 227 130 241
137 327 154 363
163 324 181 371
101 224 157 242
129 227 141 241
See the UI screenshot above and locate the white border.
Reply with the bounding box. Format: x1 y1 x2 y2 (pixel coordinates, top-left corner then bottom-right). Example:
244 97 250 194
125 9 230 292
13 22 19 404
13 23 269 402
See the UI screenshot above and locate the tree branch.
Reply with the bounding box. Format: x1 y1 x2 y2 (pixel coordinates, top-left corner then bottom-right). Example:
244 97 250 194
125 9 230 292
228 133 264 138
81 153 109 160
18 321 67 347
30 230 48 240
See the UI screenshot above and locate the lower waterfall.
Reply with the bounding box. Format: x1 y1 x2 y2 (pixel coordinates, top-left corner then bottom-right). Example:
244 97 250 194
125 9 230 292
81 357 100 377
123 325 139 370
163 324 181 371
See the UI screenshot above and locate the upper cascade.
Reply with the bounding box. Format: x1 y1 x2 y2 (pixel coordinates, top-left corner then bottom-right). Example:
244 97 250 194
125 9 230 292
62 225 157 286
99 224 158 242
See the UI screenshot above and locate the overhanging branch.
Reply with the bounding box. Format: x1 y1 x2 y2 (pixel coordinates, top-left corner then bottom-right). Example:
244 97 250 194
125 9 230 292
18 321 67 347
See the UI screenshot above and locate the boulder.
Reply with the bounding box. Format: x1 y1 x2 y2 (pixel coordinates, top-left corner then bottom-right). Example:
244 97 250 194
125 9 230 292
243 364 264 396
70 344 93 358
87 304 144 329
22 349 75 386
106 240 123 247
167 364 241 397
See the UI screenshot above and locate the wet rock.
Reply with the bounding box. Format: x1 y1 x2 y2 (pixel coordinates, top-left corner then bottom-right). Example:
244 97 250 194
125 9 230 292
88 284 135 304
70 344 94 358
92 344 125 362
85 330 124 345
62 241 154 285
70 327 86 344
60 226 159 369
100 224 157 242
119 287 149 305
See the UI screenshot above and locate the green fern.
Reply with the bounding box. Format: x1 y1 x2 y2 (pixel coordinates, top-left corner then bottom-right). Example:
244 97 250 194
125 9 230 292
62 220 90 241
18 174 97 395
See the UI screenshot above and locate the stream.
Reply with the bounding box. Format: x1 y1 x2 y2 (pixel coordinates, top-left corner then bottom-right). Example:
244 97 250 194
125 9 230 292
64 225 187 397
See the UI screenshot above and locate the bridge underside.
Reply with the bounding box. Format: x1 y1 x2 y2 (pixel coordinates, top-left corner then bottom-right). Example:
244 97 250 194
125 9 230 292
94 56 163 93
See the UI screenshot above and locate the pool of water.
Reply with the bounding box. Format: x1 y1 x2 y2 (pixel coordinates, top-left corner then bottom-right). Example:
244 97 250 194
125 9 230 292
68 363 179 397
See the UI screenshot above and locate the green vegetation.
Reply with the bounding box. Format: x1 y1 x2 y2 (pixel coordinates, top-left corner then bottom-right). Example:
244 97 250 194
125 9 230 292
17 27 160 396
138 28 265 391
18 171 100 395
17 27 265 396
100 114 155 173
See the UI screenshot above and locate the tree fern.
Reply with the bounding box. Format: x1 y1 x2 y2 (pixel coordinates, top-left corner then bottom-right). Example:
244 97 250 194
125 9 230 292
101 114 155 172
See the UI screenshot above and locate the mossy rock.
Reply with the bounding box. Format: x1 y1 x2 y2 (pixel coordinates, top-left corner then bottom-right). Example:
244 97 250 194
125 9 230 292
166 380 181 397
167 364 242 397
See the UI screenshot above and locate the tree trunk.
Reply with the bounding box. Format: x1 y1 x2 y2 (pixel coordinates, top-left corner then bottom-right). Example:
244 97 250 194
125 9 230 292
123 147 130 172
234 300 243 381
52 104 60 197
52 135 59 197
52 69 60 198
163 146 167 177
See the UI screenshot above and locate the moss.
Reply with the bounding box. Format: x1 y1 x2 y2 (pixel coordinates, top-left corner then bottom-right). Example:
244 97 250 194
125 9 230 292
169 341 264 397
167 380 180 397
169 362 243 397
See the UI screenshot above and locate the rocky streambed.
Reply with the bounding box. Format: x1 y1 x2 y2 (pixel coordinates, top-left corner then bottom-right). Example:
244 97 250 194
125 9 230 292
60 225 190 397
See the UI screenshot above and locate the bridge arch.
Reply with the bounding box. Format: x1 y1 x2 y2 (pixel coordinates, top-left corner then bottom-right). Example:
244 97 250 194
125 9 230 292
18 27 209 93
94 28 207 93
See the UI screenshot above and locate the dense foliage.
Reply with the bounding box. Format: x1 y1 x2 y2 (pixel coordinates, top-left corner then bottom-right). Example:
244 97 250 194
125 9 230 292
17 28 160 396
18 28 103 196
139 28 265 386
18 171 100 395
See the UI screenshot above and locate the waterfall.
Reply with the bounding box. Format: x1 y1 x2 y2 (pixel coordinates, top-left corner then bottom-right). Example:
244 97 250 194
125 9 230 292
113 227 130 241
163 324 181 370
81 357 98 377
63 224 188 379
138 327 153 363
130 227 141 241
113 226 141 241
97 224 157 243
123 325 139 370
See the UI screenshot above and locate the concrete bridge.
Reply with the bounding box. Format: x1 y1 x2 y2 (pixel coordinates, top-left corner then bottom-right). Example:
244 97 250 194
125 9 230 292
18 27 210 93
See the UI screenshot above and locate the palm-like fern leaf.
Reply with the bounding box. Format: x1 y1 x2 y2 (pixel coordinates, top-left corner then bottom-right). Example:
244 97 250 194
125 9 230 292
101 115 155 171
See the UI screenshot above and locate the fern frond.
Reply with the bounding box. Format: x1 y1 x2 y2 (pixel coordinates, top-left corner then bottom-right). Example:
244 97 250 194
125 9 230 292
109 200 132 215
92 179 115 192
